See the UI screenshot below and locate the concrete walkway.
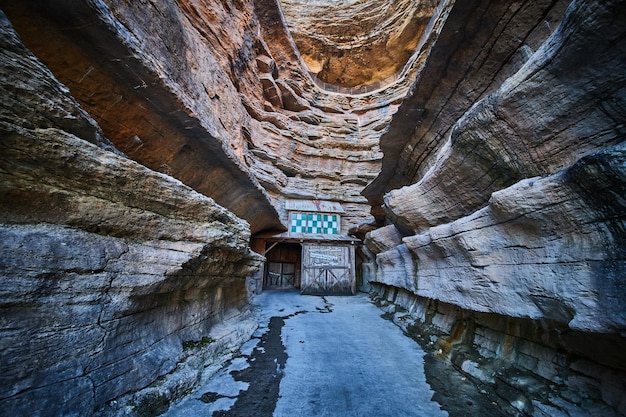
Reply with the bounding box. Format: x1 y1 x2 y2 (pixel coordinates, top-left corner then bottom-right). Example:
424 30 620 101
163 290 448 417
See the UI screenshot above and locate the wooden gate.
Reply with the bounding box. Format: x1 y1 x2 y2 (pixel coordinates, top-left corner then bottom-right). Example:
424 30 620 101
265 262 296 289
263 242 301 290
301 244 355 295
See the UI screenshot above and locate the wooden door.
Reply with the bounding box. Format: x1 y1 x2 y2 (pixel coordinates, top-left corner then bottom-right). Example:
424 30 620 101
264 242 301 290
301 244 355 295
265 262 296 289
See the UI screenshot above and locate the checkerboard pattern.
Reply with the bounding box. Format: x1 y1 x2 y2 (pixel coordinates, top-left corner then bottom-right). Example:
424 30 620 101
290 212 339 234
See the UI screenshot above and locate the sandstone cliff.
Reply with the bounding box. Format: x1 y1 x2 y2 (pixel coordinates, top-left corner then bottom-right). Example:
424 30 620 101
364 0 626 415
0 12 263 416
1 0 401 233
279 0 440 88
1 0 625 415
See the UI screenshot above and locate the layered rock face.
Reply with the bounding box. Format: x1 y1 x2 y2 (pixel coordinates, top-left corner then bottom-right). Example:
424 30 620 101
0 0 284 235
364 0 626 414
0 0 402 414
1 0 625 415
0 12 262 417
1 0 402 234
279 0 439 88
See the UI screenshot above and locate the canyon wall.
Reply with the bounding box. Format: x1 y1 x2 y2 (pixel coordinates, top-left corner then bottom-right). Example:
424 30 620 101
1 0 625 415
364 0 626 415
1 0 405 234
0 11 263 417
279 0 440 87
0 0 404 414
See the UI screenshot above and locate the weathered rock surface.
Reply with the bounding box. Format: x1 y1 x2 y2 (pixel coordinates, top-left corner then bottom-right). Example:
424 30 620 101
0 13 263 416
371 144 626 333
382 0 626 234
279 0 439 87
1 0 626 415
364 0 626 334
1 0 284 234
363 0 572 220
363 1 626 415
374 287 626 417
2 0 403 234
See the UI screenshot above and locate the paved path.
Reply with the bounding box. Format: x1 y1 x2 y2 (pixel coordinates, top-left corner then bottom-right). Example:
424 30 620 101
163 290 448 417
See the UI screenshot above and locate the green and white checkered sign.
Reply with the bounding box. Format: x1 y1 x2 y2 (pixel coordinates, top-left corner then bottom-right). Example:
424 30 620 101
290 212 339 234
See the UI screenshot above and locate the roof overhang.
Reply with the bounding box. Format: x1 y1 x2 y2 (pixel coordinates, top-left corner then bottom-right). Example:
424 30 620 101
285 199 345 213
254 231 360 244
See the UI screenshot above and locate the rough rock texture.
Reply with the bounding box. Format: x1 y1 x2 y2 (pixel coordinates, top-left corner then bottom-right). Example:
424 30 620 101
375 287 626 417
363 0 572 220
364 0 626 333
1 0 406 234
0 0 284 234
382 0 626 234
363 0 626 415
2 0 626 415
245 0 462 229
279 0 439 87
373 145 626 332
0 13 263 416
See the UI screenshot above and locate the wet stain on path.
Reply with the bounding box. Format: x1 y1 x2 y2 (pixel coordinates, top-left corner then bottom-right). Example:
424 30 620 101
164 293 451 417
212 316 288 417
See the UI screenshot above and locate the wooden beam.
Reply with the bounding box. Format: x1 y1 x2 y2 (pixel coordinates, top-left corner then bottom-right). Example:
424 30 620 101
264 241 279 255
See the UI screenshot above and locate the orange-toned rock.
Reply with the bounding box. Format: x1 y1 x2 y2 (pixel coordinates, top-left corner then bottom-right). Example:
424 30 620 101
279 0 439 87
0 13 262 416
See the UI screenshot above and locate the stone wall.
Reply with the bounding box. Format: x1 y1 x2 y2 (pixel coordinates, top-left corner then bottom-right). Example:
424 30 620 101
1 0 625 415
372 148 626 333
0 0 284 234
363 0 572 220
373 285 626 416
279 0 440 87
0 13 263 416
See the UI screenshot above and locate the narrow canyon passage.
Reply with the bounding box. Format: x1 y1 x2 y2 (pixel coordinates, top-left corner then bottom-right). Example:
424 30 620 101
1 1 624 416
163 291 503 417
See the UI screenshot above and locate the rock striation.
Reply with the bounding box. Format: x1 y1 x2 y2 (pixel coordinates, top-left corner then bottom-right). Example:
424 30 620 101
1 0 407 234
373 145 626 332
1 0 625 415
382 0 626 234
0 0 285 234
366 0 626 335
0 13 263 416
364 0 626 414
0 0 406 412
279 0 439 88
363 0 572 220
